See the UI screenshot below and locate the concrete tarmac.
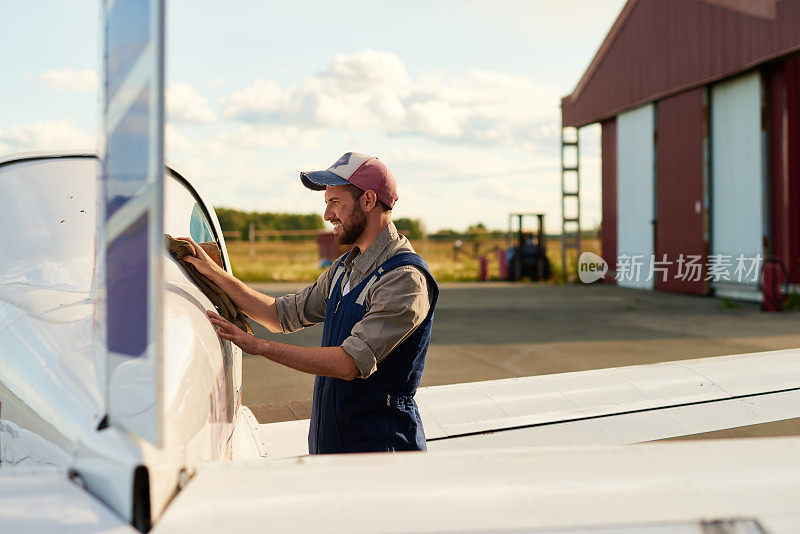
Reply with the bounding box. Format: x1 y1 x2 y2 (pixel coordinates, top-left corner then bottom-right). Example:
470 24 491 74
242 282 800 423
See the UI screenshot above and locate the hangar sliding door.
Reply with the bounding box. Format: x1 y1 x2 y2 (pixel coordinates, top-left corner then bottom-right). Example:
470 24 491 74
616 104 655 290
711 71 765 301
655 88 708 294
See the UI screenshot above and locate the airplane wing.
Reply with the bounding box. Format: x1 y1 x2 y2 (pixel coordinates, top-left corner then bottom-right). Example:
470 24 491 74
0 466 136 533
256 348 800 458
154 436 800 533
420 348 800 449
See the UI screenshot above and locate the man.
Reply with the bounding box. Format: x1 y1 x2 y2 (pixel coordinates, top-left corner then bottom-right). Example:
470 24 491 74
183 152 438 454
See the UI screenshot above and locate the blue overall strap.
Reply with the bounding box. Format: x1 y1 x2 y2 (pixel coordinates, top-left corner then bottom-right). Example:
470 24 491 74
310 256 349 455
377 251 432 275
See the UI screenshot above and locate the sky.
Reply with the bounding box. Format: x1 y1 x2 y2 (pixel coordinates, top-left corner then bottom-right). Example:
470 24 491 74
0 0 627 234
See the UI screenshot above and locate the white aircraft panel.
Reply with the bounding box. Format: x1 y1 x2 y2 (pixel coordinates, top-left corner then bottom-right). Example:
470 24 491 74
616 104 655 290
415 349 800 439
744 389 800 420
154 437 800 533
230 406 263 460
427 390 800 451
427 417 616 450
0 467 136 533
426 411 682 450
677 348 800 392
668 390 800 437
711 71 764 300
257 419 310 459
256 351 800 458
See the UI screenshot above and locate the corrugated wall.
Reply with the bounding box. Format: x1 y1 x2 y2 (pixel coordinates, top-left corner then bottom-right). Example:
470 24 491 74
601 118 617 283
562 0 800 127
767 54 800 284
655 87 709 294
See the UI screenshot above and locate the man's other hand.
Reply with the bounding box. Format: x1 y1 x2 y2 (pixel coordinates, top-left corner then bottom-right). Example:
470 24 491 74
207 310 263 354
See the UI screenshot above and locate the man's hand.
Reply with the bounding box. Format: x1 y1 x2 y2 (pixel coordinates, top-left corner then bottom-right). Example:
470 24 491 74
178 236 225 281
208 308 359 379
207 310 263 355
174 236 281 333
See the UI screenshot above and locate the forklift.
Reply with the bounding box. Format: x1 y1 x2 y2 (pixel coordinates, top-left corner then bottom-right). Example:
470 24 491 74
506 213 551 282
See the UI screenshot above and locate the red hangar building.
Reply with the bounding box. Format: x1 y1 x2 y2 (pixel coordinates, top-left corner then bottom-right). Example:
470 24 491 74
560 0 800 302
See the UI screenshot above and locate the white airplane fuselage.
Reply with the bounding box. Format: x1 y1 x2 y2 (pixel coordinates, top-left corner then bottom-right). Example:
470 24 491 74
0 154 242 525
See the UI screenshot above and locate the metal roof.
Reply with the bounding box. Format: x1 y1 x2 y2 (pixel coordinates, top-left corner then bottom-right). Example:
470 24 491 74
561 0 800 127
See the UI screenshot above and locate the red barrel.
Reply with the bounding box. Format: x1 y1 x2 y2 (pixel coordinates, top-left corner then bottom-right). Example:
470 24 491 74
479 256 488 281
497 250 508 280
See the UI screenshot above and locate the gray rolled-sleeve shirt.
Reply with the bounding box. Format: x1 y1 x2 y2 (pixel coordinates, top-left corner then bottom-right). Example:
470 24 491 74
274 222 431 378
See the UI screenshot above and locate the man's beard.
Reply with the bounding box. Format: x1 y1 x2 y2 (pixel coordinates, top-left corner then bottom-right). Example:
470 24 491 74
335 205 368 245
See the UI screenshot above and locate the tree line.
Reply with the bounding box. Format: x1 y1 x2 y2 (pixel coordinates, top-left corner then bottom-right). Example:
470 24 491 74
215 208 324 240
216 207 424 240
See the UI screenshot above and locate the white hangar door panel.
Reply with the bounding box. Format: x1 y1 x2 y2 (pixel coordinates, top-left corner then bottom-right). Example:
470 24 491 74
711 72 764 301
616 104 655 290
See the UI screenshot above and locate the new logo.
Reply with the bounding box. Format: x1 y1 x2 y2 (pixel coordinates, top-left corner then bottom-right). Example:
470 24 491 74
578 252 608 283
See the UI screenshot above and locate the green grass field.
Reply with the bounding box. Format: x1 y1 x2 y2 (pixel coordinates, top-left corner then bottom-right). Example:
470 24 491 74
225 237 600 283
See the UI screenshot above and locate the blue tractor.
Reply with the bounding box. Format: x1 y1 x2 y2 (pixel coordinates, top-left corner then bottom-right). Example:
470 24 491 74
506 213 551 282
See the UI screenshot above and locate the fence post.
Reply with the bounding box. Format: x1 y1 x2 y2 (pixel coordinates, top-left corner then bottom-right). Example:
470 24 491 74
249 222 255 257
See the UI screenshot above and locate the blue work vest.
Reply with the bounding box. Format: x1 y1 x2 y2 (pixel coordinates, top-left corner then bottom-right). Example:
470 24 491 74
308 252 439 454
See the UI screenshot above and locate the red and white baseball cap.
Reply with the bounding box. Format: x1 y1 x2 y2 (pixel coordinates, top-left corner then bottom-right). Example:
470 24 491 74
300 152 399 208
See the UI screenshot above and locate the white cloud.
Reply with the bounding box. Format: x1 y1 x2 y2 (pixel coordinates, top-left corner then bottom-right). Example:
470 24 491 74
0 120 94 153
387 147 557 181
165 124 193 154
37 69 98 92
167 81 215 124
405 100 465 138
327 49 412 92
219 49 560 148
221 50 414 130
164 123 323 166
208 125 321 152
220 79 283 123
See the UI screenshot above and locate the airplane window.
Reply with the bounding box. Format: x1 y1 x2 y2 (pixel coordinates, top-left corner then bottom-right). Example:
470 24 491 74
164 174 218 246
190 203 215 243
